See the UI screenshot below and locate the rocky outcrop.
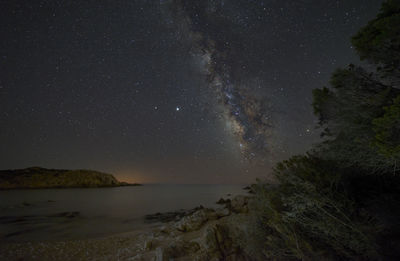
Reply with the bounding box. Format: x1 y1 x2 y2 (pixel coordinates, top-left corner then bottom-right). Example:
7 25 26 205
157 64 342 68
175 208 214 232
145 206 205 224
215 195 249 214
134 195 252 261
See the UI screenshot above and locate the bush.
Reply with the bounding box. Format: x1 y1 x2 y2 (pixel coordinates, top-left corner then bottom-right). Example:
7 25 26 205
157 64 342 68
246 156 379 260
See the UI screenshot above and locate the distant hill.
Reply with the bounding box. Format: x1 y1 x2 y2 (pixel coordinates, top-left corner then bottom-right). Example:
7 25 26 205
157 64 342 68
0 167 141 189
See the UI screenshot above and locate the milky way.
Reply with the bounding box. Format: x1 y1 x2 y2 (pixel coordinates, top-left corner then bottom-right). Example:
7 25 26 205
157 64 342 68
0 0 383 183
164 0 275 162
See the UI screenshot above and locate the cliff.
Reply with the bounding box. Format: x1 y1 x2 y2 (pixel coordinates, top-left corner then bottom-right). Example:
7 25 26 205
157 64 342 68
0 167 140 189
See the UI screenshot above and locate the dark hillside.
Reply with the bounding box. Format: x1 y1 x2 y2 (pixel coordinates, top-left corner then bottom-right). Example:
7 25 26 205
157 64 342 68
0 167 140 189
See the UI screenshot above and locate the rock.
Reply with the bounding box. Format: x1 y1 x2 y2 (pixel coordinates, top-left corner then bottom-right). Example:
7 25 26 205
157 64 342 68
143 234 169 251
159 225 170 234
215 207 230 218
144 238 154 250
175 209 209 232
192 250 212 261
145 206 207 224
128 254 145 261
202 222 249 260
49 211 80 218
154 240 200 260
165 240 200 258
135 200 251 261
216 198 231 210
216 198 230 205
243 185 255 194
205 209 219 220
145 211 186 223
154 247 163 261
230 196 248 213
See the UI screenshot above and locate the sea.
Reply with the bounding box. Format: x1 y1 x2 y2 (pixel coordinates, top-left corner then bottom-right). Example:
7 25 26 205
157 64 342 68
0 184 246 242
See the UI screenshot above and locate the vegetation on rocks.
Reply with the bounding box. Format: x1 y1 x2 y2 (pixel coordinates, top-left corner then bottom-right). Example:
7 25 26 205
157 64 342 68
0 167 140 189
141 195 251 261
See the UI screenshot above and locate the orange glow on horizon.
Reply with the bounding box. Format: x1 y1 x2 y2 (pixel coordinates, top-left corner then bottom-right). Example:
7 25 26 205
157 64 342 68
114 170 154 184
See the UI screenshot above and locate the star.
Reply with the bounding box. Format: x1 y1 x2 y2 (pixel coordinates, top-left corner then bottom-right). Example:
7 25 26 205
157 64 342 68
0 0 382 185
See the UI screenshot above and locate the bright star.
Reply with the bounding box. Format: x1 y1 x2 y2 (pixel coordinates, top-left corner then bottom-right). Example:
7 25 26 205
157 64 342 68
176 107 180 111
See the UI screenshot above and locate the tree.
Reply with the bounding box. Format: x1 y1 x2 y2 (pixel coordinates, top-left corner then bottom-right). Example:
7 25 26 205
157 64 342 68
372 95 400 173
244 1 400 260
352 0 400 76
312 65 399 174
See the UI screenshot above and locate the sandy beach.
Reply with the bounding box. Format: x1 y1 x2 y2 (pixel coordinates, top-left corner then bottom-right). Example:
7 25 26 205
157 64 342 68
0 229 153 261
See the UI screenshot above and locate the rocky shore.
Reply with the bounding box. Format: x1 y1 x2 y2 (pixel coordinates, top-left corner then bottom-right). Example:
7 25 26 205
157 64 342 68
0 195 251 261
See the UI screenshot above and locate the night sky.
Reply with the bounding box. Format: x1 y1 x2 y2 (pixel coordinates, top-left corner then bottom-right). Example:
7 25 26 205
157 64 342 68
0 0 382 184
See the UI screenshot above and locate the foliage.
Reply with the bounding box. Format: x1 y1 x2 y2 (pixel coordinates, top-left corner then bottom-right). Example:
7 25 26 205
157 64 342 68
372 95 400 172
312 66 399 174
243 1 400 260
248 156 378 260
351 0 400 74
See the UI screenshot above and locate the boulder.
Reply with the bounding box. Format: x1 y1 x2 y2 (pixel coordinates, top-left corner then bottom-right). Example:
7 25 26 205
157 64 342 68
205 224 233 253
215 207 230 218
168 240 200 257
145 210 186 223
175 209 209 232
216 197 231 205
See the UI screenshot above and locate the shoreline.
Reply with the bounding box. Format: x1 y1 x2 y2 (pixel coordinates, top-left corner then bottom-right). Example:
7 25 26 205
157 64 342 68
0 195 251 261
0 228 154 261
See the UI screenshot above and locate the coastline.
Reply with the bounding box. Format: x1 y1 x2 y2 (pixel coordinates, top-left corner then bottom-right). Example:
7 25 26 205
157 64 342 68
0 167 141 190
0 183 142 190
0 195 251 261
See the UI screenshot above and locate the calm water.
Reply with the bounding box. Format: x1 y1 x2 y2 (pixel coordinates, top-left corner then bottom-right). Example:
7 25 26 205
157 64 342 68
0 184 246 242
